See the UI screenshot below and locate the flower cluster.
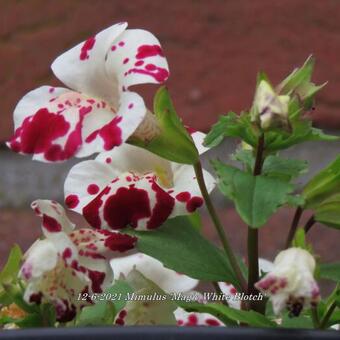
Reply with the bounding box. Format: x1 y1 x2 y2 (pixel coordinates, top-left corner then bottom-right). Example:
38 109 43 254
6 22 214 324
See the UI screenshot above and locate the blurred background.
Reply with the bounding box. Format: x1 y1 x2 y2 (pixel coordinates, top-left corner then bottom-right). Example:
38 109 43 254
1 0 340 278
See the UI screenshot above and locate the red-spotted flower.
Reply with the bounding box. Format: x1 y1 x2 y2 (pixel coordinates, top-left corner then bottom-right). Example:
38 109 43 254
64 132 215 230
7 22 169 162
255 247 320 316
20 200 137 322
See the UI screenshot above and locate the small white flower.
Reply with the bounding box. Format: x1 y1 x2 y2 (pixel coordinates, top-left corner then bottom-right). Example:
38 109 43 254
255 247 320 316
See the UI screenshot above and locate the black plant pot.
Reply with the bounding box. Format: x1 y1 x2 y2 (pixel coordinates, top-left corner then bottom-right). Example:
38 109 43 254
0 327 338 340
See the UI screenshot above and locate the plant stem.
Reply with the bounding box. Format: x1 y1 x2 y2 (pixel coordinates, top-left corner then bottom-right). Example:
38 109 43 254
247 134 265 313
320 302 337 329
284 206 304 249
311 305 320 329
304 215 316 233
194 161 247 292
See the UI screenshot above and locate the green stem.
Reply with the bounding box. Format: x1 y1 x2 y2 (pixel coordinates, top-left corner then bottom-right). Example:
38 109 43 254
311 305 320 329
320 302 337 329
247 133 265 313
304 215 316 234
284 206 303 249
194 161 247 292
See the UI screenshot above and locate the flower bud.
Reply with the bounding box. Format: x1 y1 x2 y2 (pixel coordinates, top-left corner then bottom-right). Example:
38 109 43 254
255 247 320 316
252 80 290 131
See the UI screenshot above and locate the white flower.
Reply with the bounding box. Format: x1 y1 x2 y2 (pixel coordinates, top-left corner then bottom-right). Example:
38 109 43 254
64 132 215 230
20 200 137 322
7 22 169 162
255 247 320 316
111 253 224 326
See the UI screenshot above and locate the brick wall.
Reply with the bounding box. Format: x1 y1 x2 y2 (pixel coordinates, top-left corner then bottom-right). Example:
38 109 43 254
1 0 340 142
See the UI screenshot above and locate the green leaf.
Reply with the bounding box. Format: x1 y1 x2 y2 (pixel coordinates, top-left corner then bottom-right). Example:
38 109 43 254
303 156 340 209
187 212 202 231
314 193 340 229
178 301 276 328
204 112 258 148
125 216 241 289
280 312 314 329
264 118 338 153
0 245 22 285
39 303 56 327
213 161 294 228
15 313 43 328
262 155 308 181
319 263 340 282
129 86 198 164
2 284 37 314
124 270 177 325
76 280 132 326
232 149 254 172
77 301 115 326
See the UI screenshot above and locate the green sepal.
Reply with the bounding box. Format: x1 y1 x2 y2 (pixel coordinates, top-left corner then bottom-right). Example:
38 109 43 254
129 86 199 164
278 55 326 110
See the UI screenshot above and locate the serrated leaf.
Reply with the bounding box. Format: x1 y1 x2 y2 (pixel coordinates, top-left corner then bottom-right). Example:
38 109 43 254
204 112 258 148
177 301 276 328
129 86 198 164
262 155 308 181
232 149 254 172
264 118 338 153
125 216 240 289
213 161 294 228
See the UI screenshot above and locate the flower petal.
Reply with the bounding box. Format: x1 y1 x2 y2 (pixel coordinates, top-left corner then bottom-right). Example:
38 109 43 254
95 143 172 179
51 22 127 105
170 164 215 216
8 87 135 162
64 160 118 213
20 239 58 281
82 173 175 230
174 308 224 327
31 199 74 234
77 91 146 158
111 253 198 293
190 130 210 155
105 29 169 89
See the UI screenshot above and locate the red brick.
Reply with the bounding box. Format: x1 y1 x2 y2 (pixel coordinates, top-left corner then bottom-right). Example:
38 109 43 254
1 0 340 142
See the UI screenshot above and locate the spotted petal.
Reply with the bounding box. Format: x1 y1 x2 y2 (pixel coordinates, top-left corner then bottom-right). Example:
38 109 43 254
105 29 169 89
7 86 146 162
82 172 175 230
51 22 127 106
174 308 224 327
